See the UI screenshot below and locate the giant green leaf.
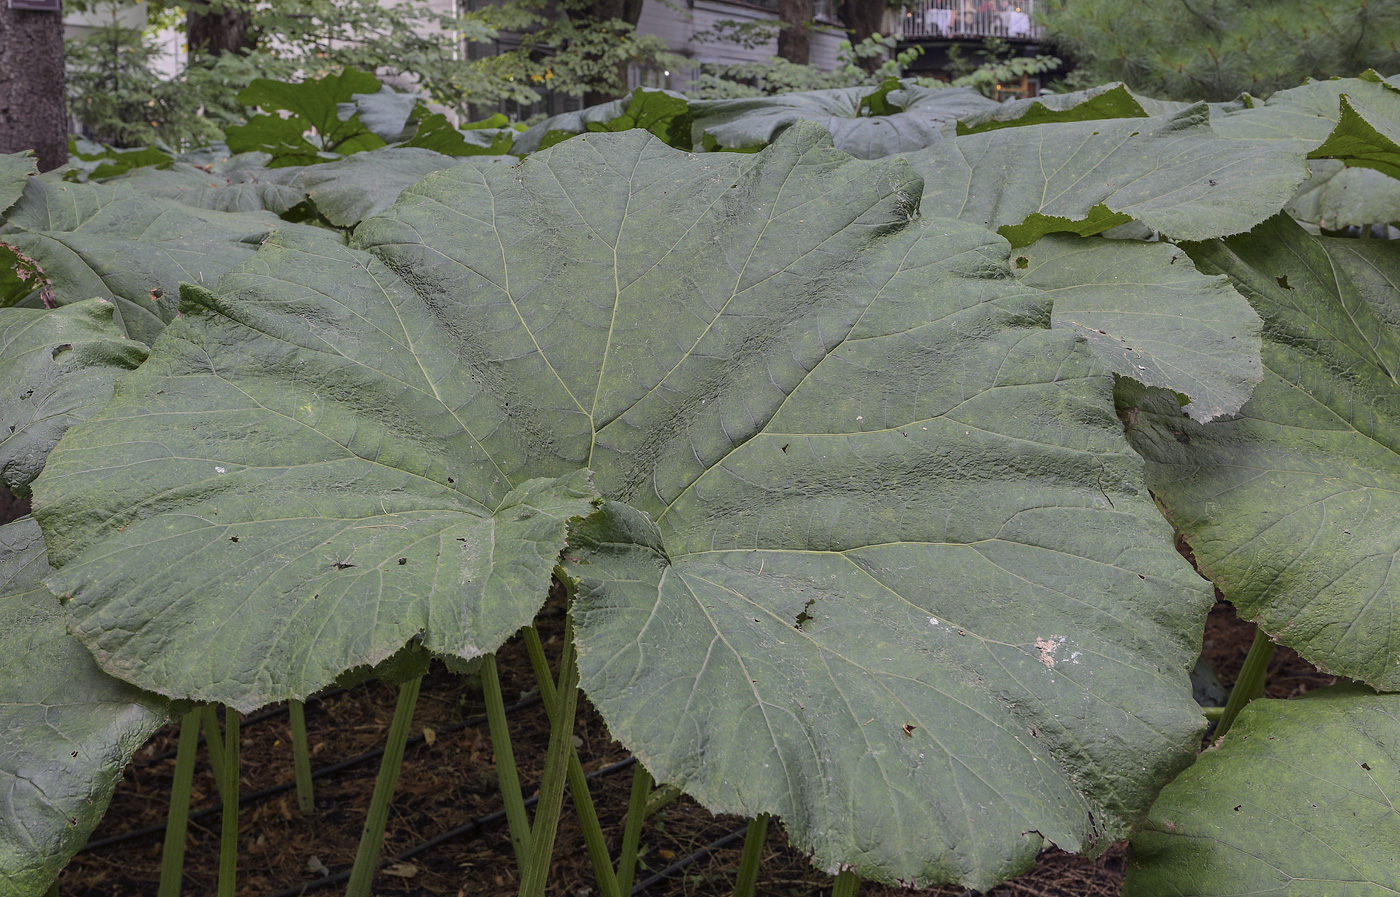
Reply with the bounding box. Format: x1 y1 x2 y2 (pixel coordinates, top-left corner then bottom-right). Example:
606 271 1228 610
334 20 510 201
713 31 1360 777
693 82 998 158
957 82 1151 134
34 126 1213 888
904 105 1313 246
64 138 174 182
339 85 421 143
0 179 316 344
32 227 600 711
1013 235 1262 421
228 68 387 166
1125 685 1400 897
0 152 35 216
1208 73 1400 175
1124 214 1400 689
362 125 1207 887
404 110 516 157
513 88 696 155
0 516 166 896
1286 160 1400 230
296 147 475 227
113 162 308 215
0 300 146 495
1308 93 1400 180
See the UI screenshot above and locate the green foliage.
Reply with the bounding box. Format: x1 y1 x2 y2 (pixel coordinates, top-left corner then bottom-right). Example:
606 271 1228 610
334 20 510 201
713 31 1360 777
65 21 222 148
0 517 166 896
945 38 1061 99
1127 686 1400 897
684 58 853 100
62 0 672 144
65 138 174 181
1042 0 1400 101
686 35 927 100
226 68 388 167
8 73 1400 897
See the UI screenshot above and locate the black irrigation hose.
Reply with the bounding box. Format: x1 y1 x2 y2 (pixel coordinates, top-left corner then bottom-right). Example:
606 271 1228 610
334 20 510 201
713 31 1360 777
79 692 544 853
630 826 749 896
256 756 639 897
133 688 350 769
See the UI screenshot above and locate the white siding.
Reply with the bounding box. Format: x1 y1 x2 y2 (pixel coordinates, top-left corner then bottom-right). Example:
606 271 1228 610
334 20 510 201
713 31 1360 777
635 0 847 84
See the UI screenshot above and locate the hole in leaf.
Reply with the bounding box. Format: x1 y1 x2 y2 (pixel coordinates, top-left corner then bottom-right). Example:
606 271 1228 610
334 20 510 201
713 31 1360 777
793 598 816 631
1276 275 1292 290
1015 256 1028 269
398 557 408 565
52 343 72 360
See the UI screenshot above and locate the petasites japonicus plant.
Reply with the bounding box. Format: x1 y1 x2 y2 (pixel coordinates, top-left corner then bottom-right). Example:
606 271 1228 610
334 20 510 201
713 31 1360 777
31 124 1215 890
1124 214 1400 691
0 516 166 895
1126 685 1400 897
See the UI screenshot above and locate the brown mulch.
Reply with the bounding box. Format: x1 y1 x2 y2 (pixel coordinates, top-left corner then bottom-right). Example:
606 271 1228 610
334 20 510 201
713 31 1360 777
9 474 1330 897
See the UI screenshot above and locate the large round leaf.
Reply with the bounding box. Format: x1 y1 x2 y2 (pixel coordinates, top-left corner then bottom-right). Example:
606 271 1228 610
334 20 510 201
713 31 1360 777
296 147 477 227
0 179 321 344
33 228 599 711
1286 159 1400 230
1012 235 1263 421
0 151 35 216
36 126 1213 888
0 300 147 494
693 82 998 159
903 105 1313 246
956 82 1152 134
1124 214 1400 689
113 162 308 215
0 517 166 896
1126 685 1400 897
355 126 1212 886
513 88 695 155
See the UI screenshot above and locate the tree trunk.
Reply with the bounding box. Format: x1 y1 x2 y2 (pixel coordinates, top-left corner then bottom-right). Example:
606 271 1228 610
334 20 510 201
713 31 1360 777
187 1 255 61
840 0 887 72
777 0 813 64
0 3 67 172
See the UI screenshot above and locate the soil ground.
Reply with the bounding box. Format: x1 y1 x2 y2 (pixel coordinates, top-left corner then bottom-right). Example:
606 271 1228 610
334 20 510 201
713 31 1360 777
4 484 1335 897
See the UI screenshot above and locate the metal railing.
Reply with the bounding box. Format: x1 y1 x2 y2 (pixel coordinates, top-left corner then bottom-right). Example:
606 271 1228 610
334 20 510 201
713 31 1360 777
896 0 1043 40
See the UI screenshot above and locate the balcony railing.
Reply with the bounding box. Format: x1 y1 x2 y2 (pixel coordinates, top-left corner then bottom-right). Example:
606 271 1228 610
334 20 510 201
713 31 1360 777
896 0 1043 40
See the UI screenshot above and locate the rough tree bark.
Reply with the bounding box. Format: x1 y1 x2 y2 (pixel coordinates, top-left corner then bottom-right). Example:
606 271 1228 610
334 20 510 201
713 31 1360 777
840 0 888 71
0 2 67 171
187 0 256 61
777 0 813 64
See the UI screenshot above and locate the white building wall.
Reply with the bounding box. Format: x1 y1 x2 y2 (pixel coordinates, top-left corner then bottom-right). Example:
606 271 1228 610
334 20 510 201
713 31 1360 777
636 0 847 86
